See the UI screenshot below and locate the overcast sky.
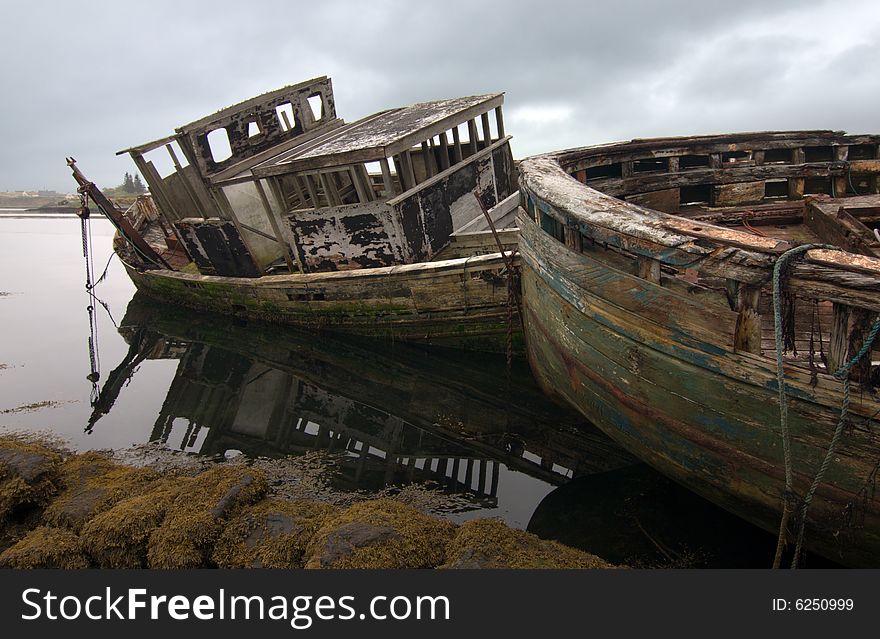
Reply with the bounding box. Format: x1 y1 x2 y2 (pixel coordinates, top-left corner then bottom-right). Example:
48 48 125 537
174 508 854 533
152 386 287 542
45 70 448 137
1 0 878 192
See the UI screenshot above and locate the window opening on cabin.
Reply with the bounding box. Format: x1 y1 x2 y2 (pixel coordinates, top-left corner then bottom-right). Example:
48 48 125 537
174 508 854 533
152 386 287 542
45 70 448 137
804 177 832 195
247 121 262 138
633 158 668 173
275 103 296 131
584 163 623 180
540 211 565 242
307 94 323 121
679 155 711 170
848 144 876 161
206 128 233 163
846 174 872 195
722 150 751 163
679 184 712 206
804 146 833 163
764 179 788 199
144 147 176 178
763 148 792 164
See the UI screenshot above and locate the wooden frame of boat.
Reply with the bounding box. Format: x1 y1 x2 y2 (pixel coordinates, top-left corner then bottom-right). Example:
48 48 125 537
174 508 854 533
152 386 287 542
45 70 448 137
81 77 522 351
517 130 880 566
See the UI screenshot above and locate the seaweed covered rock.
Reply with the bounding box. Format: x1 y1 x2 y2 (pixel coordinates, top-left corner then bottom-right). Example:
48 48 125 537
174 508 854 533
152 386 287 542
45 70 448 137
213 499 336 568
305 499 455 569
442 518 614 569
0 436 62 523
43 452 160 531
147 465 267 568
80 479 182 568
0 526 89 569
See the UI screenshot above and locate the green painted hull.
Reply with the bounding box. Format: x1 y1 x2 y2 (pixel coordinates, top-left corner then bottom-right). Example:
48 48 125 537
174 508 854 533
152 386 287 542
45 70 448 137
518 211 880 567
122 250 522 353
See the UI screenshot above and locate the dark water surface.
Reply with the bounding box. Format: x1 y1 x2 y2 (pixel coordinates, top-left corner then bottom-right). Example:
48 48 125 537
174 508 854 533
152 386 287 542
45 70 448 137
0 217 832 567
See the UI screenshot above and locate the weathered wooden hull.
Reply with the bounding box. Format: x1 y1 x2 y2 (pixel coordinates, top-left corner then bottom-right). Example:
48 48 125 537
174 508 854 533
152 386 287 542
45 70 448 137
122 249 521 352
518 210 880 567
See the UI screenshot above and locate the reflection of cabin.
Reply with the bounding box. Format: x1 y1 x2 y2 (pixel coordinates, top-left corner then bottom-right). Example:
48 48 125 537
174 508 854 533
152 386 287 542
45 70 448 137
120 76 515 277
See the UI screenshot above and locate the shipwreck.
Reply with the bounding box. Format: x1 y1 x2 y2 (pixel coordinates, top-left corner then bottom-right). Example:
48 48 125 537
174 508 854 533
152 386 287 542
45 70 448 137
69 76 520 351
518 130 880 567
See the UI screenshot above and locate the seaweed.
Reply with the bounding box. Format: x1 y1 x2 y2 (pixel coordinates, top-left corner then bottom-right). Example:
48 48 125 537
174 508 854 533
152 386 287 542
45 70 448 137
213 499 336 568
80 479 182 568
442 518 615 569
0 436 63 524
147 465 268 568
0 526 89 569
305 498 455 569
43 452 160 531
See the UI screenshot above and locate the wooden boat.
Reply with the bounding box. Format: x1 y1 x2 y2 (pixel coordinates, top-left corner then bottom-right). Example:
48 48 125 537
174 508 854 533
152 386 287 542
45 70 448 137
69 77 521 351
517 130 880 566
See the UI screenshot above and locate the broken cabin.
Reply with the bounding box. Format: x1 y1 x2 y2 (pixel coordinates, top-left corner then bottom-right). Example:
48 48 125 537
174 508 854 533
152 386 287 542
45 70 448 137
119 77 516 277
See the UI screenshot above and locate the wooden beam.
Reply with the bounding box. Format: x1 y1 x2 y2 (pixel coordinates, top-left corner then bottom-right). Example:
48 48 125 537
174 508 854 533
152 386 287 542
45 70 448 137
319 171 342 206
380 157 396 196
348 166 370 203
421 141 435 178
451 126 463 164
495 105 505 138
468 120 479 155
402 150 417 190
438 133 450 171
637 256 661 284
253 179 296 271
304 174 321 207
481 112 492 148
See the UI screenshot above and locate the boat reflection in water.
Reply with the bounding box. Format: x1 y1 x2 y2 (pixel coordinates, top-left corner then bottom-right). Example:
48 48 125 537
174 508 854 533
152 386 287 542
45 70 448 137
92 294 634 523
91 295 833 566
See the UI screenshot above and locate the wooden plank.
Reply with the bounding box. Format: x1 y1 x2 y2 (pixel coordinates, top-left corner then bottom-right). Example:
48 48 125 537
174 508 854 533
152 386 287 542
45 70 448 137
828 303 850 374
481 112 492 148
713 181 765 207
625 188 679 214
660 216 791 253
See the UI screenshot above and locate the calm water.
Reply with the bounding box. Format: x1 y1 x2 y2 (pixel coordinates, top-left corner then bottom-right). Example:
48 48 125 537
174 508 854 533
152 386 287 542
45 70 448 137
0 216 831 567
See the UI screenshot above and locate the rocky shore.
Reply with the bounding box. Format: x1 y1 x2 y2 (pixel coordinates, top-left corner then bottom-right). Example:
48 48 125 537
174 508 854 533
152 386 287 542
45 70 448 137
0 435 614 569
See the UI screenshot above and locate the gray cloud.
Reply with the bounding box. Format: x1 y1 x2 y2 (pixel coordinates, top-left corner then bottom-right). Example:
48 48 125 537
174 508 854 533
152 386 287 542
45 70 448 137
0 0 876 191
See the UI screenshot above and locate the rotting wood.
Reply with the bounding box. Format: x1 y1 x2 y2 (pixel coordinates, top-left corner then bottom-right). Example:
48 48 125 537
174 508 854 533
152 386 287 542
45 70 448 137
732 281 762 355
